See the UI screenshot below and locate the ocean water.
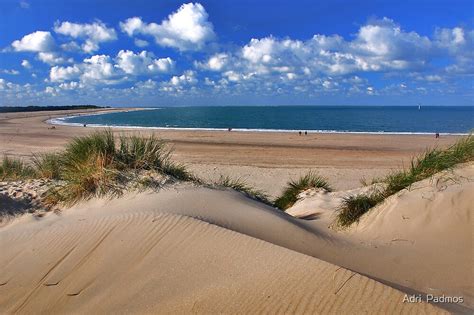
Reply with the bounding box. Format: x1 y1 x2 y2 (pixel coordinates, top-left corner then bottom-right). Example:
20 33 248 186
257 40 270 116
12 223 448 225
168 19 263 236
53 106 474 134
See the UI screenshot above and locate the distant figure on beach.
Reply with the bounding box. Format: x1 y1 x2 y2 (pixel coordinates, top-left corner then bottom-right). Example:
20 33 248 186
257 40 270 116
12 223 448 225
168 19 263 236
83 124 87 127
299 131 302 136
305 131 307 135
228 127 232 132
435 132 440 138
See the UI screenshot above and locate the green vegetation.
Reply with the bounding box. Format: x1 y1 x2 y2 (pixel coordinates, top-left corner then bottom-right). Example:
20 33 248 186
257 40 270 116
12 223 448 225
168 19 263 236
383 135 474 197
337 135 474 227
4 130 472 218
1 130 194 206
337 192 384 227
44 130 194 205
0 105 105 113
0 156 36 181
32 153 62 180
274 171 332 210
215 175 271 205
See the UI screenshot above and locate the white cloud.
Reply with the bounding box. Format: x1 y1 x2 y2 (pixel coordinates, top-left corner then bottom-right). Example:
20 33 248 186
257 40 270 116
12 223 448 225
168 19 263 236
194 18 474 95
242 38 278 63
422 74 443 82
0 78 19 90
170 70 197 86
37 52 73 65
1 69 20 75
54 21 117 53
50 65 81 82
120 17 144 37
134 39 149 47
115 50 174 75
59 81 81 90
45 86 57 95
60 41 81 52
196 53 228 71
21 59 32 69
161 70 197 92
19 1 30 9
435 27 474 74
120 3 215 51
48 50 173 86
81 54 118 83
11 31 55 52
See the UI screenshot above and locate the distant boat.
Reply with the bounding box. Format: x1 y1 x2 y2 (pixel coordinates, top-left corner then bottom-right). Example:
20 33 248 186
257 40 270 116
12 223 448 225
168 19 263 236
418 104 421 110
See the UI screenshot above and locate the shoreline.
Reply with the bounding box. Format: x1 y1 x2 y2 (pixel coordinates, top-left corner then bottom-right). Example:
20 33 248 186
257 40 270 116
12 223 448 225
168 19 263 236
0 108 464 194
47 107 471 136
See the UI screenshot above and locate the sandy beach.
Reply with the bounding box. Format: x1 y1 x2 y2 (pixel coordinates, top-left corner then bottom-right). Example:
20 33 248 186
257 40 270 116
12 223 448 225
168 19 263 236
0 108 472 314
0 108 460 196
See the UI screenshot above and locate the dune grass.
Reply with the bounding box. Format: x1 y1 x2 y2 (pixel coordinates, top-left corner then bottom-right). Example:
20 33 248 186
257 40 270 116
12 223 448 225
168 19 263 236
215 175 271 205
336 192 384 227
383 135 474 197
0 156 36 181
337 135 474 227
32 153 63 180
274 171 332 210
21 130 193 206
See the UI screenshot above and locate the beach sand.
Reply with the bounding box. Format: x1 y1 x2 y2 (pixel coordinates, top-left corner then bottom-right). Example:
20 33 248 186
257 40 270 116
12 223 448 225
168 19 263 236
0 108 471 313
0 108 460 196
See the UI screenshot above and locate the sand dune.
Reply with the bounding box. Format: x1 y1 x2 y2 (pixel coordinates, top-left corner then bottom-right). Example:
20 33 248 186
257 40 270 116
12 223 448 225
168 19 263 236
288 163 474 310
0 190 441 314
1 160 472 313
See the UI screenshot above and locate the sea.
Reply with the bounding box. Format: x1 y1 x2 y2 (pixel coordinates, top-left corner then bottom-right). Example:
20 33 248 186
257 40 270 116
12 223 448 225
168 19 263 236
51 106 474 134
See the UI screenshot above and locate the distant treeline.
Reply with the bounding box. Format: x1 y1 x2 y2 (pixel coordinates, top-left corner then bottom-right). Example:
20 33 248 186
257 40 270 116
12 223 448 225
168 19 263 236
0 105 108 113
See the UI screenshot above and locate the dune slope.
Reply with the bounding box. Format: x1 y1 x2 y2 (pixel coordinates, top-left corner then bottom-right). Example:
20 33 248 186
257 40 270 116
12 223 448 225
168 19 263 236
0 188 443 314
1 164 472 313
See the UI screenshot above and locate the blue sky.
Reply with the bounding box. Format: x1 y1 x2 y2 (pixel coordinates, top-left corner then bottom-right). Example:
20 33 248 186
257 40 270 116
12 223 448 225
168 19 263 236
0 0 473 106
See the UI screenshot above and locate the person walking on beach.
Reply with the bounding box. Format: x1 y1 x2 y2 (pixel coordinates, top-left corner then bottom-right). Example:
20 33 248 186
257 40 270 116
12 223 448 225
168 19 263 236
299 131 302 136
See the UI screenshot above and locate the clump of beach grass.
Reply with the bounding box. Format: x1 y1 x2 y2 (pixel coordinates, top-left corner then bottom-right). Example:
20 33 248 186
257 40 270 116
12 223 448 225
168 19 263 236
336 134 474 227
274 171 332 210
42 130 194 206
383 135 474 197
32 153 63 180
337 191 384 227
215 175 271 205
0 156 36 181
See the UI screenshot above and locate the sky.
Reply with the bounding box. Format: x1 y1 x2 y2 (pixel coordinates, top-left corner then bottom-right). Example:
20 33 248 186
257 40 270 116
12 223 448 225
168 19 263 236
0 0 473 107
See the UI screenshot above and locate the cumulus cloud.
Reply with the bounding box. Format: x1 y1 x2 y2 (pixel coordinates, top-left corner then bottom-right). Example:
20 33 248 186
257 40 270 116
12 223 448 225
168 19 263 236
160 70 198 93
6 15 472 103
194 18 473 96
196 53 229 71
170 70 197 86
37 52 73 65
120 3 215 51
54 21 117 53
49 50 174 86
50 64 81 82
80 54 118 83
115 50 174 75
21 59 32 69
11 31 55 52
435 27 474 74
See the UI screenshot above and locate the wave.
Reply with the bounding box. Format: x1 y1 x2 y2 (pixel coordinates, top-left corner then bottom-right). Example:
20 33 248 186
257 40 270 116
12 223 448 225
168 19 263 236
47 116 469 136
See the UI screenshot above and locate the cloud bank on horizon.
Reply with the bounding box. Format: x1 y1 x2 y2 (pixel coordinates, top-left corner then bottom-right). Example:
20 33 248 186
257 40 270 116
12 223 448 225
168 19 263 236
0 1 473 106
